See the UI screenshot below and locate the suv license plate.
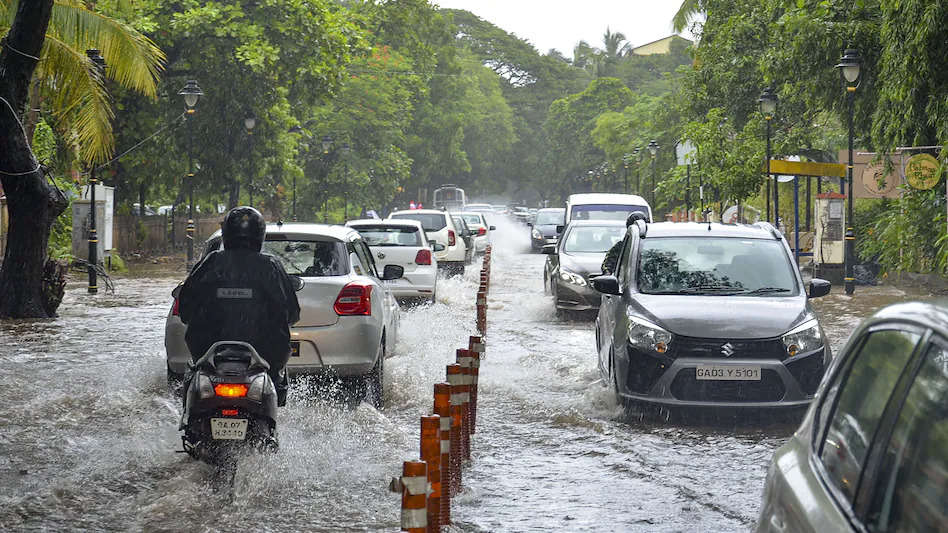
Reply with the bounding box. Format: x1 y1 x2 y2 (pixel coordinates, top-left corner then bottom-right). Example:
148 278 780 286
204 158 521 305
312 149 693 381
211 418 248 440
695 365 761 381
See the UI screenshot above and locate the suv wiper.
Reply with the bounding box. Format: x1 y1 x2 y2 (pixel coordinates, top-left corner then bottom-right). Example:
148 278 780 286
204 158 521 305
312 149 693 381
741 287 792 295
681 285 744 294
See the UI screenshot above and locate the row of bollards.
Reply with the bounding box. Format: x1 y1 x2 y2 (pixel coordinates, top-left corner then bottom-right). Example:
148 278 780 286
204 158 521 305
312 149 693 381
395 245 493 532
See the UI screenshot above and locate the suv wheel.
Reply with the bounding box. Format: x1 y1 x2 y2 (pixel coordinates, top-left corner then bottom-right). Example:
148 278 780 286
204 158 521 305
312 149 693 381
365 343 385 409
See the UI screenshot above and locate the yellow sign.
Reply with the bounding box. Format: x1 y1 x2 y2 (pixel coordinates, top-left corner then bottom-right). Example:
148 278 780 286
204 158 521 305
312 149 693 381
905 153 940 190
767 160 846 177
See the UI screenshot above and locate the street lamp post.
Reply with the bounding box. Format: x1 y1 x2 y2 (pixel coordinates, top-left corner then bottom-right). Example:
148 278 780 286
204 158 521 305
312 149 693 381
244 114 256 206
647 140 659 208
632 148 641 194
86 49 106 294
836 48 861 296
758 87 778 225
178 80 203 268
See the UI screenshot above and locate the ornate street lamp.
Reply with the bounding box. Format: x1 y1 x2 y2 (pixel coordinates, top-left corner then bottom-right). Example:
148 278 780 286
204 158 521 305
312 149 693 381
178 80 203 267
647 140 659 207
86 49 106 294
244 114 256 206
836 48 861 296
757 87 778 225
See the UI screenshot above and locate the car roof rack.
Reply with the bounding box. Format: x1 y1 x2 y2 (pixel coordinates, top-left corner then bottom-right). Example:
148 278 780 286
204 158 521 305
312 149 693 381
753 221 783 240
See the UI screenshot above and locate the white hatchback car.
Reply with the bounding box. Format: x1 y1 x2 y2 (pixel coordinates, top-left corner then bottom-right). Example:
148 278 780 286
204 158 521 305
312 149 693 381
458 211 495 254
346 219 438 304
388 209 469 276
165 223 401 407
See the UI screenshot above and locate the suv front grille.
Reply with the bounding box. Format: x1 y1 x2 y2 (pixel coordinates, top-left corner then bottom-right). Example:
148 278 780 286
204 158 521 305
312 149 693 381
670 368 785 402
670 337 787 360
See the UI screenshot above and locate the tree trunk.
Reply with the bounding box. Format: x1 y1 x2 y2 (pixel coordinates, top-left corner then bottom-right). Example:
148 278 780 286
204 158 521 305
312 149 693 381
0 0 61 318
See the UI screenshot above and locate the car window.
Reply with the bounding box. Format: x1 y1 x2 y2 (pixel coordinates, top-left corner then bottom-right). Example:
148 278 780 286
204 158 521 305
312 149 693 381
390 212 447 231
865 339 948 532
536 210 565 225
636 237 798 295
562 226 625 253
462 214 482 227
263 239 348 276
354 226 422 247
818 329 921 504
350 239 376 278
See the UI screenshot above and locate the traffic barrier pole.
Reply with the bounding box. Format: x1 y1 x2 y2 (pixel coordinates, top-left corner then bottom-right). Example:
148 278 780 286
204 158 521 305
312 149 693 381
433 383 452 526
446 364 464 495
469 335 485 355
420 415 441 533
469 349 480 433
401 460 428 533
456 349 473 459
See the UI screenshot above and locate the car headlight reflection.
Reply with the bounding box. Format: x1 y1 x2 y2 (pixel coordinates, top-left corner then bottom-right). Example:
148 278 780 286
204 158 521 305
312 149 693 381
628 313 673 353
781 319 824 357
532 228 542 239
558 268 587 287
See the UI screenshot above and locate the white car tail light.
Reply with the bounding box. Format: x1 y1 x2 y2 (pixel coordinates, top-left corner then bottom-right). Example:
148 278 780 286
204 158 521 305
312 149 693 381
334 283 373 316
415 249 432 265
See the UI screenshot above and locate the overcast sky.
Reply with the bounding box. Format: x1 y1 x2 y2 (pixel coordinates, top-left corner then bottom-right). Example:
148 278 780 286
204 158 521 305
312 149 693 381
432 0 696 57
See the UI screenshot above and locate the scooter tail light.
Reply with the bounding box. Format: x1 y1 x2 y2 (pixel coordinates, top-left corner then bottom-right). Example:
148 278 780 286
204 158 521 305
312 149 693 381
448 230 456 247
334 283 373 316
172 298 180 316
415 249 432 265
214 383 248 398
221 409 239 416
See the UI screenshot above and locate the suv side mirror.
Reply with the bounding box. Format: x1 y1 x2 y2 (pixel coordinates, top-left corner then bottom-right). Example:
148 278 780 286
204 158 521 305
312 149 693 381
526 222 533 227
382 264 404 281
590 275 621 295
808 278 831 298
489 225 496 231
555 225 565 235
429 241 446 252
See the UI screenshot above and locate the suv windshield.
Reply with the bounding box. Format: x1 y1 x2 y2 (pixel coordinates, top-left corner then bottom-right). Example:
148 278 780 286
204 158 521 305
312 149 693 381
390 213 446 231
536 210 565 225
571 204 648 221
636 237 798 295
563 225 625 253
353 226 422 246
461 214 483 227
263 239 348 276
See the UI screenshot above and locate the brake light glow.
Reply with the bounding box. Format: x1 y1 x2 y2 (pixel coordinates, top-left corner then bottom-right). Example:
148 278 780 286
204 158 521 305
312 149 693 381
415 249 432 265
448 230 456 247
172 298 180 316
477 227 487 236
214 383 248 397
334 283 373 316
221 409 239 416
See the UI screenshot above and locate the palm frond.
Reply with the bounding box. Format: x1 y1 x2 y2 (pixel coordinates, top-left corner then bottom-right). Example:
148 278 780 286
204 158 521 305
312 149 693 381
673 0 702 33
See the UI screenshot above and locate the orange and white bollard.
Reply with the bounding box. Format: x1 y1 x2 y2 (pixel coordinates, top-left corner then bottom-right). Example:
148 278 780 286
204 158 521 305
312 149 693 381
420 415 441 533
476 292 487 335
446 364 464 495
456 349 473 459
469 349 480 433
432 383 452 526
401 460 428 533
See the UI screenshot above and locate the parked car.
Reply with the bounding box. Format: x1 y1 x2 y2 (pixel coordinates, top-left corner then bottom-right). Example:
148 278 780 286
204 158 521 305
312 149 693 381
459 211 495 254
346 219 438 304
591 220 832 410
451 214 477 264
565 193 652 224
529 207 565 252
755 300 947 532
543 220 626 313
388 208 469 276
165 223 402 407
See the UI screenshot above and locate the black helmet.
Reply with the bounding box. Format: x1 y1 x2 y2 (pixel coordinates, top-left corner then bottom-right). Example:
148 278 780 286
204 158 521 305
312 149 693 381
222 206 266 251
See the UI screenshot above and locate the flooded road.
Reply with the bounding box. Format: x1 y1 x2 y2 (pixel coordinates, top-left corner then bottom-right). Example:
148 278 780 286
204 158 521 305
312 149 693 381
0 219 934 532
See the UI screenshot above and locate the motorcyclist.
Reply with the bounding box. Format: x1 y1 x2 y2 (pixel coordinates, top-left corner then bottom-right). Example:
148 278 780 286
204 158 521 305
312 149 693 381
178 206 300 406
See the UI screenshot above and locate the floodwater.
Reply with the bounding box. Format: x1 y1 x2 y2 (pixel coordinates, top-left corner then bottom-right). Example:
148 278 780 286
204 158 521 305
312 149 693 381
0 218 933 532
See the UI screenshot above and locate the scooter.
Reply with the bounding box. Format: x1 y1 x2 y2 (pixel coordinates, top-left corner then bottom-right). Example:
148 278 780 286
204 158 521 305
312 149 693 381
180 341 279 467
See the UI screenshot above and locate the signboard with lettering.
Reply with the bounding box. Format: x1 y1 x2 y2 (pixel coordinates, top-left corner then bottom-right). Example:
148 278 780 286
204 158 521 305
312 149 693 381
905 153 940 190
840 151 904 199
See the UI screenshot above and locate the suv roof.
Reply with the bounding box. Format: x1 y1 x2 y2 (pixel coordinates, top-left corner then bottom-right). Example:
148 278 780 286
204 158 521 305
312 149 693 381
349 219 423 230
208 222 357 242
390 208 448 216
640 222 781 240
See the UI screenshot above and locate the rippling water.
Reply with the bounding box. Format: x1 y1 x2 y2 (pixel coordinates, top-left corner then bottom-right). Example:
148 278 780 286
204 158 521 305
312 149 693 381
0 220 934 532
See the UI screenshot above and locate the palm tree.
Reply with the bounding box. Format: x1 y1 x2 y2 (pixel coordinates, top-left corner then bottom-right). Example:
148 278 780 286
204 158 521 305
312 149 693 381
0 0 165 164
602 27 631 58
673 0 703 33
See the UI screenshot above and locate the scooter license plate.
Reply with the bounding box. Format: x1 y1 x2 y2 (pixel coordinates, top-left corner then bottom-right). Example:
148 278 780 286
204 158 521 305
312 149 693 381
210 418 248 440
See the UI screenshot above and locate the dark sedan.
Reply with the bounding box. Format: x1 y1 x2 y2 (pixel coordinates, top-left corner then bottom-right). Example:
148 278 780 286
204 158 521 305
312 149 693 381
543 220 625 313
529 207 565 252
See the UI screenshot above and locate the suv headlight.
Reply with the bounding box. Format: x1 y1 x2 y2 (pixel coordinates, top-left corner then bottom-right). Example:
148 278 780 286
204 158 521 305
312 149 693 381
559 268 587 287
781 319 824 357
532 228 541 239
627 313 673 354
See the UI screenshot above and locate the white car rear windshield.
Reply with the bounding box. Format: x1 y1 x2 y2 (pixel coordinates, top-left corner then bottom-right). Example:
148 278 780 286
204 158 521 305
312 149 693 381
391 213 447 231
563 225 625 253
636 237 798 295
461 214 483 227
354 226 422 247
263 239 348 276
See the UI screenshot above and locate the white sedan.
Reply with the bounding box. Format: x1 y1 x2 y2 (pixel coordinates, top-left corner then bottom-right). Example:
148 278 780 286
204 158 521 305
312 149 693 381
346 219 438 304
458 211 495 254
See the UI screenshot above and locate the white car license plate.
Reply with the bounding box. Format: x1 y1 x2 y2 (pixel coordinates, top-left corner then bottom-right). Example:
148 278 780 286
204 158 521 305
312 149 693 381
695 365 761 381
210 418 248 440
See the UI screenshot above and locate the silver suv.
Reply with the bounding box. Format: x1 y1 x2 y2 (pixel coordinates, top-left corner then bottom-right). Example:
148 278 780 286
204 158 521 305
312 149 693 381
592 220 832 409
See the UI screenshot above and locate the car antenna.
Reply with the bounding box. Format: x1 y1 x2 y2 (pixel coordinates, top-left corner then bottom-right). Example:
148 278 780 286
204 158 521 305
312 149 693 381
703 208 712 231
